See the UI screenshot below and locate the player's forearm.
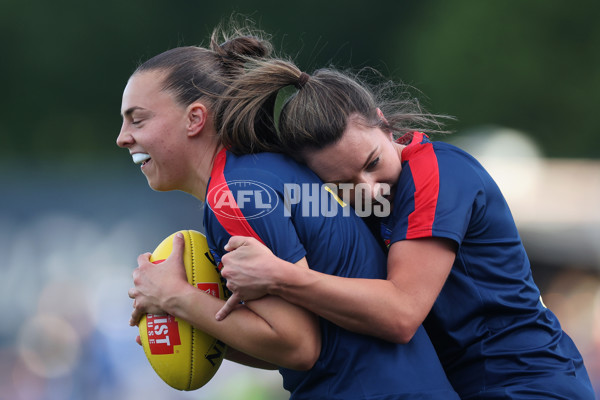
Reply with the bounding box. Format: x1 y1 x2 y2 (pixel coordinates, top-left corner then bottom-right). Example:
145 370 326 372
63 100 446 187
271 267 422 343
225 347 279 370
167 286 319 370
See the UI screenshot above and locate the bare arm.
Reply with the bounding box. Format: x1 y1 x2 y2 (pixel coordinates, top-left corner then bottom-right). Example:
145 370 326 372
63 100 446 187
129 234 320 370
134 334 279 370
225 347 278 370
218 236 456 343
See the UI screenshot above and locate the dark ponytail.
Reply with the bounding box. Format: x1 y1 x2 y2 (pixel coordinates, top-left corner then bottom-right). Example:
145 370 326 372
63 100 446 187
210 24 273 80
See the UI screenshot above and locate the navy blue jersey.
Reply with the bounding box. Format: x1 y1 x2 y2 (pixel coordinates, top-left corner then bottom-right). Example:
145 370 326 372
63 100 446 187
204 149 459 400
382 132 595 399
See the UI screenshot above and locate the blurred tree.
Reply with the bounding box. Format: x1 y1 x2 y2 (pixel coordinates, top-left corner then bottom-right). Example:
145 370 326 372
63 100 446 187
395 0 600 158
0 0 597 160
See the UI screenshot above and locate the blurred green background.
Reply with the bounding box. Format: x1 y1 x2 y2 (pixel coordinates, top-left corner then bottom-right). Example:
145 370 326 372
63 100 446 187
1 1 599 399
1 0 599 161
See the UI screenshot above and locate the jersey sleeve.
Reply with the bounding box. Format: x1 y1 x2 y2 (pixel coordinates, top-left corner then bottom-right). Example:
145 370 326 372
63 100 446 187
389 142 483 246
205 166 306 264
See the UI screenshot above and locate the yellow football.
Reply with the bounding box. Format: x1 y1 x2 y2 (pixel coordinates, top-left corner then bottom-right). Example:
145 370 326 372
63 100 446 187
138 230 228 391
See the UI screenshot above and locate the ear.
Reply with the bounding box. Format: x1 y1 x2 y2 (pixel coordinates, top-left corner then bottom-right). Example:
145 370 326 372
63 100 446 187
187 102 208 137
376 108 388 124
376 108 394 141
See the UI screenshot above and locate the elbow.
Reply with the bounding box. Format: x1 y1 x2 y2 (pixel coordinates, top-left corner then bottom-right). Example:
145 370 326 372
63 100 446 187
286 338 321 371
394 326 420 345
290 353 318 371
382 305 427 344
386 320 421 344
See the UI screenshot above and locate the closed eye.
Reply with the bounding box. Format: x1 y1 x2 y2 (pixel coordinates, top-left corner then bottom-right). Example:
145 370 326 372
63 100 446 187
122 106 152 126
366 156 380 170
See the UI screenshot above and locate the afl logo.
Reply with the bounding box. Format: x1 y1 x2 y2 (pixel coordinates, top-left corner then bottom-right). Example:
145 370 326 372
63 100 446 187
207 180 279 220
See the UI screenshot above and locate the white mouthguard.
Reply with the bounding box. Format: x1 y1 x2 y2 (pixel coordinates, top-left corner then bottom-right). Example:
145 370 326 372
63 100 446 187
132 153 151 164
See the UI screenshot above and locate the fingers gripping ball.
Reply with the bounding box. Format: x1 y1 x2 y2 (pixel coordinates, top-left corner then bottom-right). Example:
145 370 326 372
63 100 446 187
138 230 228 391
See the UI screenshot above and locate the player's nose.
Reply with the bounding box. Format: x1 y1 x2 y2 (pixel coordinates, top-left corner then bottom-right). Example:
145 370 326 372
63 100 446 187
117 125 133 148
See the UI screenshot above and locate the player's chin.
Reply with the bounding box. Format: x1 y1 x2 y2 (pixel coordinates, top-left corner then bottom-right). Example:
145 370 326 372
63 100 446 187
145 176 174 192
141 162 163 189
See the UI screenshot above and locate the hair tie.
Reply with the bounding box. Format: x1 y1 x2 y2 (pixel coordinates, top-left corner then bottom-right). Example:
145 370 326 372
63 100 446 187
295 72 310 89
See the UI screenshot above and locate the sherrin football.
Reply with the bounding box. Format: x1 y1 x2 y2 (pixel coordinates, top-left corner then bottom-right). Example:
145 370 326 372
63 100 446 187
138 230 228 391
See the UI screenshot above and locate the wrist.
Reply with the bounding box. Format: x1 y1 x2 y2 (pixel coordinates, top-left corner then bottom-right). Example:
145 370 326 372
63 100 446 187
269 257 303 297
161 283 195 317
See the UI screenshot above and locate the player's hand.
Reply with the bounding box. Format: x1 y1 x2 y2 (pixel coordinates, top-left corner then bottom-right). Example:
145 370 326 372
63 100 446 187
215 292 244 322
128 232 190 326
215 236 279 321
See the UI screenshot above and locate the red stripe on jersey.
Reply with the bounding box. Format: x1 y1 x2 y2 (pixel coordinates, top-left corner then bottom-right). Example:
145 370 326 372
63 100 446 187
401 132 440 239
207 148 265 245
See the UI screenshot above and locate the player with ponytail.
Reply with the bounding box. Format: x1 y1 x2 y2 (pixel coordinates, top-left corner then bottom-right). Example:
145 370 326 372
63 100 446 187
119 23 459 399
214 58 596 399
